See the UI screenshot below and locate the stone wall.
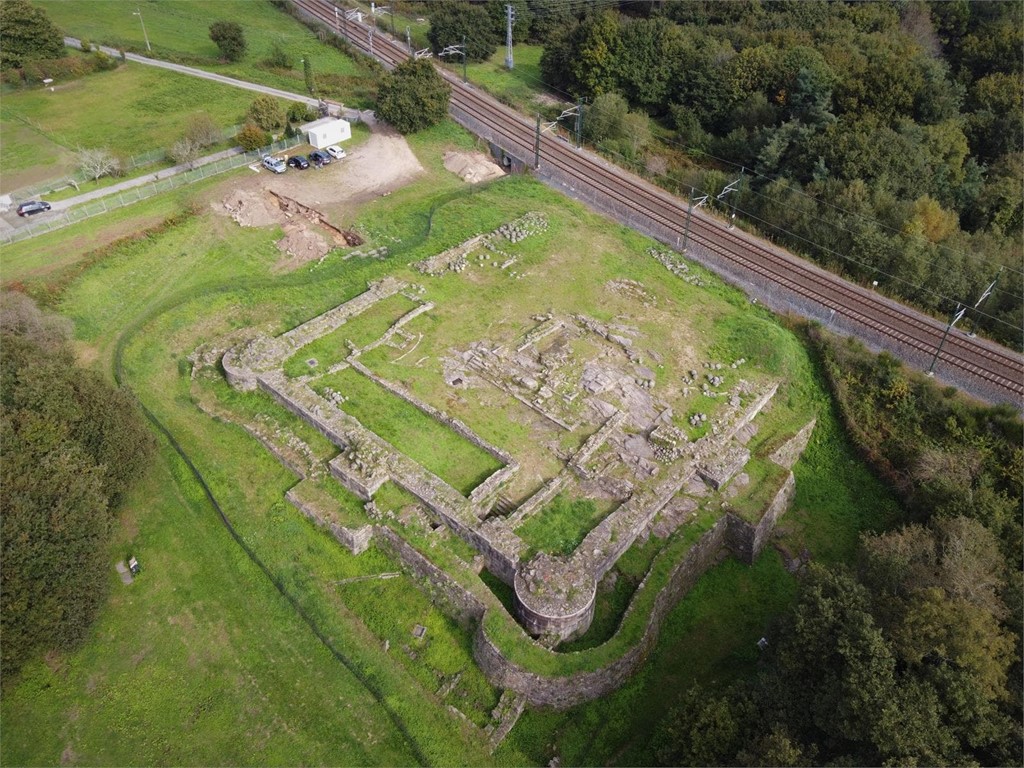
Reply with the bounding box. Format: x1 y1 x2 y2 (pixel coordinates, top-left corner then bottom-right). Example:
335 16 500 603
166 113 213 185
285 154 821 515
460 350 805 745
327 454 387 500
374 525 485 627
286 488 373 555
473 516 730 709
726 471 795 565
769 419 817 469
469 463 520 508
568 410 625 477
506 472 571 527
348 359 516 472
359 301 434 355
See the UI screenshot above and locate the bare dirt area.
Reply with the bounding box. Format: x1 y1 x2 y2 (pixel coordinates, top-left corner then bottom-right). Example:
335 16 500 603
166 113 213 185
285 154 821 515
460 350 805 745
210 125 425 271
443 150 505 184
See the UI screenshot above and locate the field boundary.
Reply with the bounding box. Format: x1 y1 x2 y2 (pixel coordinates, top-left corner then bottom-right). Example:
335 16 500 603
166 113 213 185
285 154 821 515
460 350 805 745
2 136 301 246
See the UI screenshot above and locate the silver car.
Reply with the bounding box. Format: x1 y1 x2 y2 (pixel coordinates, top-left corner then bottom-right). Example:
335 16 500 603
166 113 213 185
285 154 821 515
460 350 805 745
261 155 286 174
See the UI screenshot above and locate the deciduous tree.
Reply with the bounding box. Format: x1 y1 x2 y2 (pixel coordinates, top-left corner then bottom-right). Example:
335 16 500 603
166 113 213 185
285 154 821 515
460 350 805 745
247 95 286 131
77 147 121 181
427 1 496 63
375 58 450 134
0 0 64 69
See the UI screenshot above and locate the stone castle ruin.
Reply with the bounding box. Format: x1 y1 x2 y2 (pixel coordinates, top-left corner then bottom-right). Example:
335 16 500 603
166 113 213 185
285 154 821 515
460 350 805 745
219 216 815 712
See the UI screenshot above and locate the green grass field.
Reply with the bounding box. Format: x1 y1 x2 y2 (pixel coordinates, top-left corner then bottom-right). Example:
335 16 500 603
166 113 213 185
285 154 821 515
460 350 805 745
37 0 375 104
1 109 905 767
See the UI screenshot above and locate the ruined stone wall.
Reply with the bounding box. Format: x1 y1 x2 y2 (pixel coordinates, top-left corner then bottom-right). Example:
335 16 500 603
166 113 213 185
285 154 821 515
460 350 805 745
327 455 387 501
469 463 520 507
280 276 405 350
348 359 514 468
286 488 373 555
374 525 485 627
474 516 730 708
569 411 625 476
359 302 434 355
726 471 795 565
507 472 570 527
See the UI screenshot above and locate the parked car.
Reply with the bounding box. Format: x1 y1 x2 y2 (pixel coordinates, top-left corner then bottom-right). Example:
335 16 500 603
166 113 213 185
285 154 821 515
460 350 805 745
261 155 286 174
309 149 331 166
16 200 52 216
287 155 310 170
325 145 347 160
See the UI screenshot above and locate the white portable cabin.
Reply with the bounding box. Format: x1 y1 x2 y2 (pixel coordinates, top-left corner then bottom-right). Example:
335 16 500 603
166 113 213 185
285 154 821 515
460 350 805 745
302 117 352 149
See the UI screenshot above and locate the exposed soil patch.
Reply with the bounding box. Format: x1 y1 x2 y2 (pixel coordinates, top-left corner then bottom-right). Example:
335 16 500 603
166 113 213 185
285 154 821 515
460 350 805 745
443 150 505 184
211 126 423 271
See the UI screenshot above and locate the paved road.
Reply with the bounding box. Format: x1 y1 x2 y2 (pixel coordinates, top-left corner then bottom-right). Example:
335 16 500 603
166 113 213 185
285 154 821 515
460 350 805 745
44 146 247 212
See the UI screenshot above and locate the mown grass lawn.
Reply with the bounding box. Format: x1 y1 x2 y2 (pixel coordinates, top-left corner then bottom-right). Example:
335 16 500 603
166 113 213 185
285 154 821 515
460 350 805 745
1 63 259 157
38 0 376 105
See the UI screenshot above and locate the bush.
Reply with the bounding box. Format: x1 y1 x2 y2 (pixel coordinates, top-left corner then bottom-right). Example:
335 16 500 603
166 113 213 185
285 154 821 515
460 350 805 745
209 20 246 62
287 101 317 124
236 122 269 151
185 112 222 148
168 137 201 167
247 94 286 131
263 41 293 69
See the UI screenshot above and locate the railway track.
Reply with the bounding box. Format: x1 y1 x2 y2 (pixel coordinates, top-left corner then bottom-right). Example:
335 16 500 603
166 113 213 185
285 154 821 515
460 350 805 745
294 0 1023 404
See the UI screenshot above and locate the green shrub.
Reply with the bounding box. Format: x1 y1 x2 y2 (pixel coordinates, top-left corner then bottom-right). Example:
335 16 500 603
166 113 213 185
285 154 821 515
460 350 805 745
236 122 269 151
247 94 286 130
287 101 317 124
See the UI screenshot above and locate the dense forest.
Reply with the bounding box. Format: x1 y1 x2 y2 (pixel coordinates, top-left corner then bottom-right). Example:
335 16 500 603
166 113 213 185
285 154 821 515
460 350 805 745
429 1 1023 348
650 328 1023 766
0 293 152 683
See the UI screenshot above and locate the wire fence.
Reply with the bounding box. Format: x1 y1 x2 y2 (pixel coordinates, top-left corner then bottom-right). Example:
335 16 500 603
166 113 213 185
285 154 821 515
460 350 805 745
5 124 246 203
1 135 301 246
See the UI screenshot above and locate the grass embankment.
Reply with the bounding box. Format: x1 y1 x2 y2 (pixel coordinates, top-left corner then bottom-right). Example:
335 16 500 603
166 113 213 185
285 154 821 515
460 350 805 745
1 111 904 766
38 0 376 106
0 443 419 767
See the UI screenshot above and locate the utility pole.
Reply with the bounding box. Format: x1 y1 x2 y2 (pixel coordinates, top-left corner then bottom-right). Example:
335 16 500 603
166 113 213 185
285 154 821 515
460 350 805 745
716 169 743 229
406 26 412 54
369 26 374 57
536 104 581 168
534 113 542 169
505 4 515 70
575 99 584 148
133 7 151 53
928 304 967 376
439 39 466 81
681 188 709 252
463 34 467 82
967 267 1002 338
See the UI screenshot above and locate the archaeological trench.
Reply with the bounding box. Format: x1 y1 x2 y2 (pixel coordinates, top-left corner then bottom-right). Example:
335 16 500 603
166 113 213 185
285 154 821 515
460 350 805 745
212 214 816 739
